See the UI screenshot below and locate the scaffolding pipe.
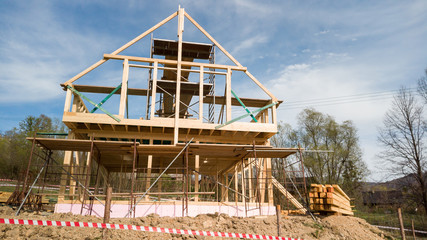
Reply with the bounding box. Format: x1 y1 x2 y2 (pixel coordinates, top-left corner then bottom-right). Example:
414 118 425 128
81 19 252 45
124 138 194 218
15 152 50 216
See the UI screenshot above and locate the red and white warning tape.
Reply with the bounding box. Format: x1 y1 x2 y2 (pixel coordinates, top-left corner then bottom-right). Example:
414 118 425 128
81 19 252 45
0 218 302 240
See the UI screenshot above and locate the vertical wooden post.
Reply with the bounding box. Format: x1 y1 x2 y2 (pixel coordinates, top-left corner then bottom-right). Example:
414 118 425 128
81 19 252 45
411 219 416 240
130 139 137 218
276 205 281 236
225 174 229 202
234 165 238 203
174 7 184 145
157 159 163 201
266 158 274 204
271 103 277 124
199 66 204 122
150 61 158 120
64 88 72 113
194 155 200 202
59 146 74 201
241 160 246 205
398 208 406 240
102 186 112 240
69 152 77 199
145 155 152 201
259 158 266 204
119 59 129 118
104 187 112 223
248 160 253 203
226 67 232 122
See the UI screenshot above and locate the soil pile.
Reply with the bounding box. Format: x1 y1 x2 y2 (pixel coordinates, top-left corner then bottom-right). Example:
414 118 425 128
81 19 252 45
0 206 390 239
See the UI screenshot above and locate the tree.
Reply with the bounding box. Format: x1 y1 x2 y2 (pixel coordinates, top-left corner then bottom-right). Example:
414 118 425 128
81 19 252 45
378 87 427 214
271 108 368 197
0 114 65 179
296 108 368 194
417 68 427 103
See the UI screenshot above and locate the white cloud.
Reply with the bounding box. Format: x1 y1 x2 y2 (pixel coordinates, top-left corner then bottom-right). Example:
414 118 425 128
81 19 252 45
0 2 118 102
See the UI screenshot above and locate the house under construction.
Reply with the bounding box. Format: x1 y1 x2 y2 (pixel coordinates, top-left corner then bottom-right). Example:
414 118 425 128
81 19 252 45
17 7 308 218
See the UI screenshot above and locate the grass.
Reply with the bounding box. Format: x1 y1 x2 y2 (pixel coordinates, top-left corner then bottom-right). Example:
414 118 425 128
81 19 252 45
355 208 427 239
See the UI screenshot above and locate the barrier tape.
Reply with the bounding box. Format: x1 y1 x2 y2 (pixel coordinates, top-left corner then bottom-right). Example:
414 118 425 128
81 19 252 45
0 218 302 240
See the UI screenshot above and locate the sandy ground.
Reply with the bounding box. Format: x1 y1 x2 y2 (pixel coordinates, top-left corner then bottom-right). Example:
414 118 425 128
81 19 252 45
0 206 391 240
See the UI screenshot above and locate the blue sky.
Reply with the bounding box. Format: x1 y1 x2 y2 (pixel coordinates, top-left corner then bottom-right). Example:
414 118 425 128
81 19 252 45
1 0 427 181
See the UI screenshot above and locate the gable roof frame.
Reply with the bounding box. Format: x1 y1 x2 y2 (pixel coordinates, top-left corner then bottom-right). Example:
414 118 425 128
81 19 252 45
63 7 277 101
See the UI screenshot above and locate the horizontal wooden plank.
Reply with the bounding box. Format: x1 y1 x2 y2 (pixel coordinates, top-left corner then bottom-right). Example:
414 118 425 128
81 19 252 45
104 54 247 71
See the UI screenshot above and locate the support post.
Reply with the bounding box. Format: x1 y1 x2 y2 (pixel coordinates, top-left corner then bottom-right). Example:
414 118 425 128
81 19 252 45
225 174 229 202
104 187 112 223
226 67 232 122
199 66 204 122
69 152 78 199
266 157 274 204
194 155 199 202
145 155 152 201
241 159 247 217
412 219 416 240
130 139 137 218
276 205 281 236
398 208 406 240
81 137 94 214
64 88 72 113
102 186 112 239
260 158 266 204
174 7 184 145
234 165 238 203
59 133 74 201
119 59 129 118
248 159 253 203
150 61 158 120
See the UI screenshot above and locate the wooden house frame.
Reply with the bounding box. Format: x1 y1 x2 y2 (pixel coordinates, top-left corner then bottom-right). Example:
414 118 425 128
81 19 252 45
19 7 306 218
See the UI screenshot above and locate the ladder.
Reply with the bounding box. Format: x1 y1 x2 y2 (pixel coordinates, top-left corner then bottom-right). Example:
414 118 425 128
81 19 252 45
271 176 307 214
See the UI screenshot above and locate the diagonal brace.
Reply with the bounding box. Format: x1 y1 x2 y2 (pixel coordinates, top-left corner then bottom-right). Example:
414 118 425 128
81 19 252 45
231 89 257 122
91 83 122 113
66 85 121 122
215 102 277 129
124 138 194 218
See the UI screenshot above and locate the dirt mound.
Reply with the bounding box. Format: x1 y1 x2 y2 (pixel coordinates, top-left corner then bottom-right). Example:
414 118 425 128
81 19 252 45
0 206 390 239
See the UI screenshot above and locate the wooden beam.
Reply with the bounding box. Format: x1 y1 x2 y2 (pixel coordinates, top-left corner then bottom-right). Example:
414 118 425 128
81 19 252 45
199 66 203 122
63 11 178 86
103 54 247 71
194 155 199 202
64 88 72 113
244 71 277 102
119 59 129 117
145 155 152 201
150 61 158 120
174 7 184 145
226 67 232 122
234 165 238 203
248 160 253 203
225 174 229 202
266 157 273 204
184 12 243 67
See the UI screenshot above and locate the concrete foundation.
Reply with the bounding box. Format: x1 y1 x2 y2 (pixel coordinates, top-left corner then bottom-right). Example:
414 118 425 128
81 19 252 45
54 201 275 218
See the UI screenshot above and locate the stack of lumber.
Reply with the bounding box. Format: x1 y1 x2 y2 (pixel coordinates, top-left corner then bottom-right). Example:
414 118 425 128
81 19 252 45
309 184 353 216
0 192 12 203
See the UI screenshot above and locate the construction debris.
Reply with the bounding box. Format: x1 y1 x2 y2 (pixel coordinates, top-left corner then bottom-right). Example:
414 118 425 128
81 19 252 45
309 184 354 216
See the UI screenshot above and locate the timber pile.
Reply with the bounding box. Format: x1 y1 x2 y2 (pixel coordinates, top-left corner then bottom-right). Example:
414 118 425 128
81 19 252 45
309 184 353 216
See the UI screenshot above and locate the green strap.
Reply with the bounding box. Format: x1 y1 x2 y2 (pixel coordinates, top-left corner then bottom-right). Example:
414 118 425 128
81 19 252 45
67 85 121 122
91 83 122 113
215 102 277 129
231 89 257 122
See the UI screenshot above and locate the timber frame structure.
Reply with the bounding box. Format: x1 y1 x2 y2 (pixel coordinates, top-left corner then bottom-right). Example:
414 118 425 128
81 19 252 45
18 7 309 218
